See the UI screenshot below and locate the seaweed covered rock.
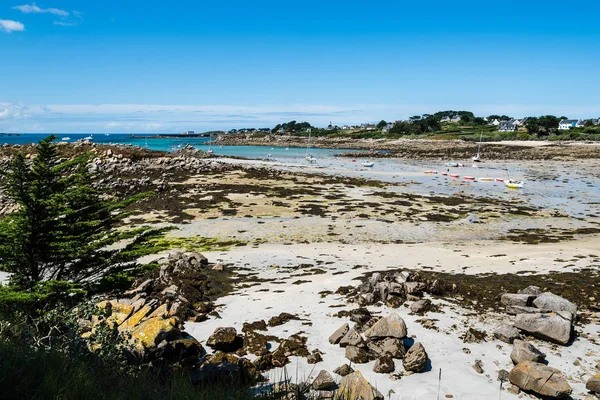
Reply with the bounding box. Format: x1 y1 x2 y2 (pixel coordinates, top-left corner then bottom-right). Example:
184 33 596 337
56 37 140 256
206 327 243 352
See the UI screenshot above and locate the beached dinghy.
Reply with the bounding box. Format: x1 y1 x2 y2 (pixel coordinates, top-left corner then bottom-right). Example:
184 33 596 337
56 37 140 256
464 176 476 181
362 161 375 167
505 179 524 189
449 173 460 178
478 177 493 182
495 178 504 182
425 170 438 174
446 162 459 167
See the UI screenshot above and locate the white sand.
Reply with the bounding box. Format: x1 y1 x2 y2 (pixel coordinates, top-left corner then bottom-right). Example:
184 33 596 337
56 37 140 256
183 241 600 399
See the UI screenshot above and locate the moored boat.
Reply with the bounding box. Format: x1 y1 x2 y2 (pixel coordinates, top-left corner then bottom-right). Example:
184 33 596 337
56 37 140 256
425 170 438 174
478 177 493 182
362 161 375 167
505 179 524 189
495 178 504 182
464 176 476 181
446 162 459 167
449 173 460 178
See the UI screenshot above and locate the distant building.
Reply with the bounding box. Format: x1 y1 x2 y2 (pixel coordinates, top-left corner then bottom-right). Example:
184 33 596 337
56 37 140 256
488 119 500 126
382 123 394 133
185 130 195 135
498 121 517 132
559 119 579 130
360 123 376 131
441 115 461 123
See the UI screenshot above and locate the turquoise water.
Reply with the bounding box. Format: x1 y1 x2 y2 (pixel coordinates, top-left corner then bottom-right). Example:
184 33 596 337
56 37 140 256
0 133 353 159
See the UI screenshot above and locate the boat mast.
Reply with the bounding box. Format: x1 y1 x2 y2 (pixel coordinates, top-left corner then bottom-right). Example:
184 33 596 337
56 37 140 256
306 128 311 156
477 130 483 157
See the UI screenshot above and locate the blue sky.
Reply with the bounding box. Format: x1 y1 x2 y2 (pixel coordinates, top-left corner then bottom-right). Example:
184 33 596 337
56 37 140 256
1 0 599 133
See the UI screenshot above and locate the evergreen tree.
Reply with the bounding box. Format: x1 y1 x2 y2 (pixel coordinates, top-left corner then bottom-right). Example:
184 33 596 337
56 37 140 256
0 135 128 287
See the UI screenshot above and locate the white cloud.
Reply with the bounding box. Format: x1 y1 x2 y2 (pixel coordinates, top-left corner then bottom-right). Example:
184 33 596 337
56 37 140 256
0 102 30 120
0 19 25 33
53 20 77 26
13 3 69 17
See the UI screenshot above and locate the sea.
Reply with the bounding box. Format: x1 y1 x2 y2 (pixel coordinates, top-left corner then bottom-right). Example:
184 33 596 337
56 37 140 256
0 133 351 160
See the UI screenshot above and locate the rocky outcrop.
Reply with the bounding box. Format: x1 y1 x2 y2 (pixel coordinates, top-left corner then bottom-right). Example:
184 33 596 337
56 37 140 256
509 361 572 398
402 342 428 372
334 364 354 377
339 327 365 348
510 339 546 364
514 312 573 345
501 293 536 307
335 371 383 400
410 299 432 314
367 337 405 359
345 345 369 364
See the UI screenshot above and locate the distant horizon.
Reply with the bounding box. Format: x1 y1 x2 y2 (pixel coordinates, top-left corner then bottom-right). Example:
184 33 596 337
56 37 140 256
2 0 599 133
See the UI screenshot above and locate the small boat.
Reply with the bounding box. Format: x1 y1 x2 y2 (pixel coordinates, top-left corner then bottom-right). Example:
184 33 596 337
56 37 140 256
479 177 493 182
83 135 93 141
449 174 460 178
446 162 459 167
61 137 71 141
305 129 316 163
267 153 272 158
306 155 317 164
495 178 504 182
362 161 375 167
424 170 438 174
464 176 476 181
505 179 524 189
473 130 483 162
441 172 448 176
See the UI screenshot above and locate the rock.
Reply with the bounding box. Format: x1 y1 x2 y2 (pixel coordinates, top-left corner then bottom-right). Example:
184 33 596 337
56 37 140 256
402 342 428 372
410 299 432 314
514 312 572 345
533 292 577 314
119 304 153 331
518 286 542 296
313 370 336 390
242 320 267 333
307 349 323 364
129 316 177 352
253 353 275 371
506 305 541 315
272 334 309 359
192 361 242 385
385 295 405 308
155 333 204 365
339 327 365 348
501 293 536 307
493 325 520 344
373 356 395 373
506 384 520 395
345 345 369 364
369 273 382 286
404 282 425 295
497 369 510 382
334 364 354 377
394 271 412 283
212 263 225 271
367 337 406 359
510 339 546 364
206 327 244 352
509 361 572 398
364 313 407 339
586 373 600 393
335 371 383 400
329 323 350 345
472 360 484 374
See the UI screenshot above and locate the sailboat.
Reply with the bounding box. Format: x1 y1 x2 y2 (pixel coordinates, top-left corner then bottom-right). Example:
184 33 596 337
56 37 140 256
305 128 316 163
472 131 483 162
207 132 214 154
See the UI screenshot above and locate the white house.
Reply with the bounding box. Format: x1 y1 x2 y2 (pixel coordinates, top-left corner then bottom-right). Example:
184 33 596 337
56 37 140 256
559 119 579 130
382 123 394 133
450 115 461 123
498 120 517 132
488 119 500 126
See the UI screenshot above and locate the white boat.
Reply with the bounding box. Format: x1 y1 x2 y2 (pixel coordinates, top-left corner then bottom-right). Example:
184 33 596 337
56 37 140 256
83 135 93 141
207 132 214 154
473 130 483 162
305 128 316 163
61 137 71 141
446 162 459 167
362 161 375 167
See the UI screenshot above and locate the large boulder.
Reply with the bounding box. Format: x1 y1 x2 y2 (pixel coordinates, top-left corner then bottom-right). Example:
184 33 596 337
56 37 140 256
130 316 177 352
533 292 577 314
345 345 369 364
586 373 600 394
506 305 541 315
510 339 546 364
313 370 336 390
493 325 520 344
501 293 536 307
402 342 428 372
518 286 542 295
329 323 350 345
367 337 406 359
339 327 365 348
363 313 407 340
334 364 354 377
206 327 243 352
335 371 383 400
509 361 572 398
514 312 572 345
